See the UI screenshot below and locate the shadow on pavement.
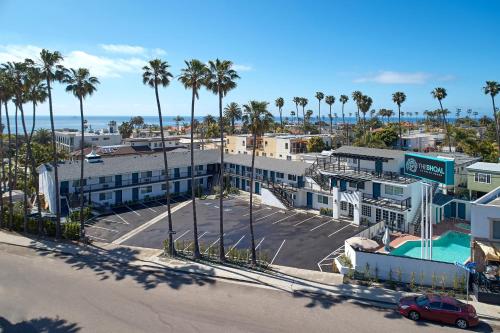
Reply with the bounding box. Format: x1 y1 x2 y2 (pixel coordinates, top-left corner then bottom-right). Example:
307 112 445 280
0 316 80 333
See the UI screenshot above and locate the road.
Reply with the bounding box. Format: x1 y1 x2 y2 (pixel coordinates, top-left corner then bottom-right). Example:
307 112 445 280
0 243 495 333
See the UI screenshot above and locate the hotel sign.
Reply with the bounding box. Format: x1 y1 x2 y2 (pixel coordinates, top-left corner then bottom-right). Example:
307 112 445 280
404 153 454 185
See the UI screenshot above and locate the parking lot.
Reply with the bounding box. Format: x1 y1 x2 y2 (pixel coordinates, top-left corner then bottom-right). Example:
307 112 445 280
86 196 365 271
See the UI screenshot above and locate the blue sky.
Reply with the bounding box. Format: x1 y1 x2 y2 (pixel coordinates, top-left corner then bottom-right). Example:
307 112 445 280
0 0 499 118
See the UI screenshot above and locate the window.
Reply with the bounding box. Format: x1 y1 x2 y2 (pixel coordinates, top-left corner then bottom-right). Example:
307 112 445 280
198 165 203 171
383 210 389 222
141 171 152 178
362 205 371 217
475 173 491 184
103 137 110 141
415 295 429 307
442 303 459 312
288 174 297 181
265 141 268 146
242 140 245 146
141 186 152 194
99 176 112 184
429 302 442 310
349 181 364 189
340 201 347 211
276 172 284 179
99 192 112 201
317 195 328 205
385 185 403 196
397 214 405 229
352 158 357 164
285 143 288 149
91 138 98 141
493 221 500 240
72 179 86 187
161 183 167 191
286 156 291 160
376 208 382 223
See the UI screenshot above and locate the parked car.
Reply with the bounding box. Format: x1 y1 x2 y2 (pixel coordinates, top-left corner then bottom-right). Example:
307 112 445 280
398 294 479 329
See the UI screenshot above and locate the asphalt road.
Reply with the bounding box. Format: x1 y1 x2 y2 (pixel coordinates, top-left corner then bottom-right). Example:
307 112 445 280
0 243 495 333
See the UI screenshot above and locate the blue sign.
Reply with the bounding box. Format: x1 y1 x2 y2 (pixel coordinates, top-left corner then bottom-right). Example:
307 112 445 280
455 262 476 273
404 153 454 185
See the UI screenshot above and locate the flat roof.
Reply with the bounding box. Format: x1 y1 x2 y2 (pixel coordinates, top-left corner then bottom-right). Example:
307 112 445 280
466 162 500 173
224 154 310 175
332 146 404 160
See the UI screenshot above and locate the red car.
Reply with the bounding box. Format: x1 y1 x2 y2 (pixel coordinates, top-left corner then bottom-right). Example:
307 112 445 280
398 294 479 329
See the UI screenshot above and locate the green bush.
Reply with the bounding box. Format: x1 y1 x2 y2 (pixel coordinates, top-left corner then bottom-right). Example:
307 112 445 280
320 208 333 217
337 254 352 268
63 222 80 240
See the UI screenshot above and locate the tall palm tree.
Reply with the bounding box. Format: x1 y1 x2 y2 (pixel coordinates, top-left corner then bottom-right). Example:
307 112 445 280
178 59 209 259
315 92 324 133
64 68 99 242
325 95 335 134
352 91 363 121
299 98 308 133
483 81 500 146
392 91 406 149
359 95 373 132
242 101 273 266
173 115 184 133
206 59 240 262
290 110 296 126
224 102 242 134
0 68 13 229
431 87 452 152
275 97 284 128
40 49 65 238
293 97 300 130
339 95 349 145
142 59 175 255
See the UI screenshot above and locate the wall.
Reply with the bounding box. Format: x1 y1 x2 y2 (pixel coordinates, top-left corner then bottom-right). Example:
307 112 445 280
38 166 56 213
345 244 466 287
261 188 287 209
471 192 500 240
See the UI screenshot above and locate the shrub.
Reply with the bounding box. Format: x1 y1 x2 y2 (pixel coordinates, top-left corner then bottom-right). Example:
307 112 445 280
63 222 80 240
396 267 402 284
337 254 352 268
410 272 416 290
320 208 333 217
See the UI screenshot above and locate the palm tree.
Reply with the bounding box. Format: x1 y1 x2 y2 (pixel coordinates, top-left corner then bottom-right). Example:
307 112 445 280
483 81 500 146
63 68 99 241
40 49 65 238
173 115 184 133
242 101 273 266
275 97 284 128
142 59 175 255
392 91 406 149
290 110 296 126
178 59 209 259
224 102 242 134
352 91 362 121
359 95 373 132
315 92 324 133
0 67 14 230
431 87 452 152
339 95 349 145
325 95 335 134
206 59 240 262
293 97 300 129
299 98 308 133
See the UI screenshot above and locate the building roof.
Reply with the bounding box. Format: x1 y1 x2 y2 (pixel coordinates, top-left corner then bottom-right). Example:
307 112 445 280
466 162 500 173
332 146 405 160
43 149 221 181
224 154 311 175
424 152 480 166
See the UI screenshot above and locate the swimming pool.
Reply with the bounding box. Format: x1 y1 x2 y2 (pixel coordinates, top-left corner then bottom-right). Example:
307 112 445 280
390 231 470 264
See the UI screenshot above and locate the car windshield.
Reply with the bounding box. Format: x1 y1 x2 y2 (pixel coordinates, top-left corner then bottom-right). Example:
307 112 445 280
415 295 429 306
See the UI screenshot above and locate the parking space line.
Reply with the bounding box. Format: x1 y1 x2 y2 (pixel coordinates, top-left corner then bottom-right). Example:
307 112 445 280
310 220 331 231
270 240 286 265
155 200 168 208
141 202 157 213
327 224 353 237
293 215 317 226
255 210 281 221
272 212 299 224
125 205 141 216
100 218 127 225
317 245 345 272
225 235 245 256
255 237 265 250
86 225 118 233
184 231 209 251
87 235 109 242
174 230 190 241
113 213 129 225
243 207 268 216
204 233 225 254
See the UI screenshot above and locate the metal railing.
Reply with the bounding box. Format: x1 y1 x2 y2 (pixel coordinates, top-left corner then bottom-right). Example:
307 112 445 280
362 192 411 211
317 162 416 184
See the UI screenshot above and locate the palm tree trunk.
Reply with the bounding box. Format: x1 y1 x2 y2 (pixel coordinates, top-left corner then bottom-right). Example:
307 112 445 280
302 106 306 134
155 83 175 256
231 117 235 134
398 105 402 149
190 88 200 259
4 101 13 230
329 105 332 135
0 100 4 228
491 95 500 147
14 105 18 190
29 101 43 235
318 101 321 134
342 104 348 145
249 131 257 266
18 102 29 233
78 96 86 241
279 107 283 128
217 86 226 262
439 100 452 152
46 77 61 238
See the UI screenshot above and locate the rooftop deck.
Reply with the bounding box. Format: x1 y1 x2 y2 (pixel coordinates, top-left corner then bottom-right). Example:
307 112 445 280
317 162 417 185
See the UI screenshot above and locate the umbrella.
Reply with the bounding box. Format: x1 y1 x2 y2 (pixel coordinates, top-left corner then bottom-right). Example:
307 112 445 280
346 237 379 252
382 226 391 251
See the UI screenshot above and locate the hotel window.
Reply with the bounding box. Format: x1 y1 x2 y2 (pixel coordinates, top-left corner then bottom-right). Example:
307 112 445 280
141 171 152 178
276 172 284 179
265 141 268 146
385 185 403 196
141 186 152 194
397 214 405 229
99 192 112 201
242 141 245 146
376 208 382 222
285 143 288 149
382 210 389 222
72 179 87 187
99 176 113 184
340 201 347 211
474 173 491 184
288 174 297 181
493 220 500 240
317 195 328 205
361 205 371 217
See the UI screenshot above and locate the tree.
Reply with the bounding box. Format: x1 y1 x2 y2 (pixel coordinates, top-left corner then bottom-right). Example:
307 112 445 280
374 124 399 147
359 95 373 132
315 92 324 133
64 67 99 242
242 101 273 266
354 132 387 149
32 128 51 145
431 87 452 152
293 97 300 130
324 95 335 135
352 91 362 121
339 95 349 145
392 91 406 149
224 102 242 134
206 59 240 262
118 121 133 139
0 66 14 230
275 97 284 128
299 98 308 133
40 49 66 238
477 140 499 163
129 116 145 129
290 110 296 126
178 59 209 259
142 59 175 256
483 81 500 147
173 115 184 134
307 136 326 152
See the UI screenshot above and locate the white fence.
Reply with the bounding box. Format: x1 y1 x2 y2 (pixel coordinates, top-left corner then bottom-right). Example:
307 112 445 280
355 220 385 239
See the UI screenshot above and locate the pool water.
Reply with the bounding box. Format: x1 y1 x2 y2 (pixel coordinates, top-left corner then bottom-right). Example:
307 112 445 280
390 231 471 264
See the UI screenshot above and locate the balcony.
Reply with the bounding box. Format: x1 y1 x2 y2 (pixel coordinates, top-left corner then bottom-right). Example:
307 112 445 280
317 162 416 185
361 192 411 211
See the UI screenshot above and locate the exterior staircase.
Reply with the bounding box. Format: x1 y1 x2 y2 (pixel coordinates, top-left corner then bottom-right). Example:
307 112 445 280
264 182 293 209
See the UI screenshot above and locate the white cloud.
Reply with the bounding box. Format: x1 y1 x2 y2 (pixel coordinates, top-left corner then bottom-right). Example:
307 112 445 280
152 48 167 56
233 64 253 72
0 44 43 63
100 44 146 55
353 71 456 85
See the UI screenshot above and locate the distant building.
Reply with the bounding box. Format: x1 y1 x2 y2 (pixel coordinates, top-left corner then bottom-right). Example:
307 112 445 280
55 124 122 152
467 162 500 199
123 136 183 151
400 132 445 151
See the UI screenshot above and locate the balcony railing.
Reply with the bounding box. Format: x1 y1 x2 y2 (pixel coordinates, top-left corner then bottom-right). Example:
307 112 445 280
362 192 411 211
317 162 416 185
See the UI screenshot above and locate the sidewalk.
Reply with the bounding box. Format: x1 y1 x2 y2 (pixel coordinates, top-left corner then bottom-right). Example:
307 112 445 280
1 230 498 323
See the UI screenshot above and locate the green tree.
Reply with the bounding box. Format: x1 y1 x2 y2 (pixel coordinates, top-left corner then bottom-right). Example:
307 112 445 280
142 59 175 256
392 91 406 148
307 136 326 152
325 95 335 135
359 95 373 132
129 116 145 129
224 102 242 134
118 121 133 139
478 140 499 162
352 91 363 121
431 87 452 152
354 132 387 149
206 59 240 262
315 92 324 133
483 81 500 147
178 59 209 259
374 125 399 147
173 115 184 134
275 97 284 128
32 128 51 145
242 101 273 266
339 95 349 144
293 97 301 130
299 98 308 133
64 67 99 241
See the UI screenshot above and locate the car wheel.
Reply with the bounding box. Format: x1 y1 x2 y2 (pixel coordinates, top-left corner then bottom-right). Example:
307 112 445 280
408 311 420 321
456 319 468 329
